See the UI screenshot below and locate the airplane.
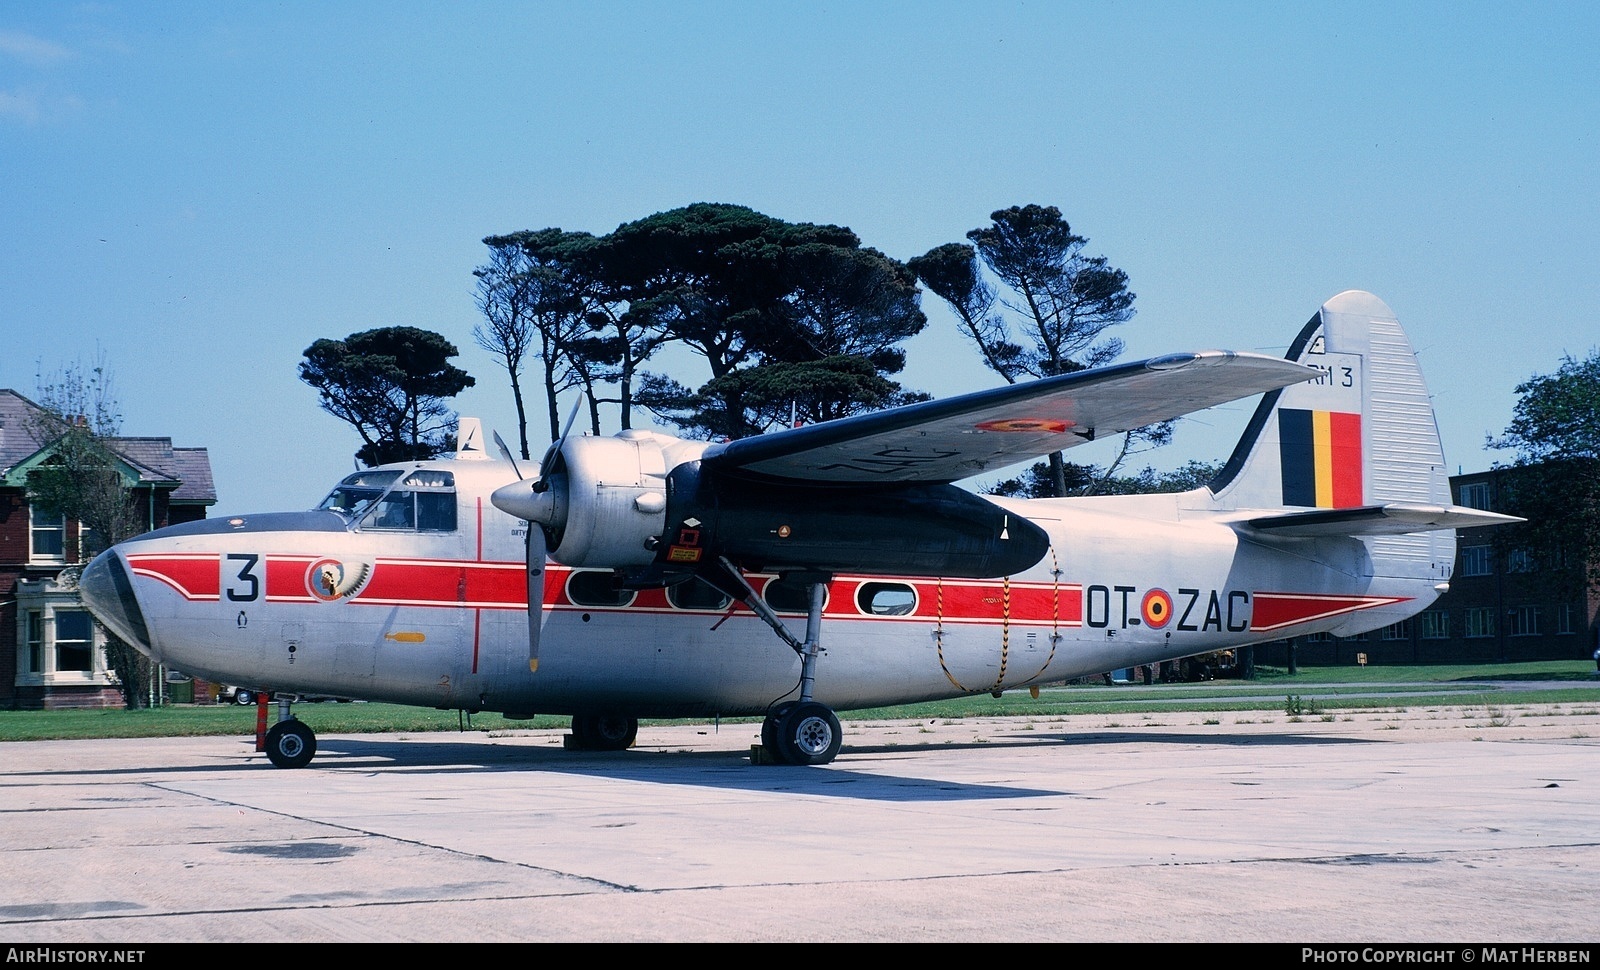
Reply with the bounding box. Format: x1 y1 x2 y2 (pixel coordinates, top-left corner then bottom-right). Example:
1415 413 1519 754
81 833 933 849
78 290 1520 768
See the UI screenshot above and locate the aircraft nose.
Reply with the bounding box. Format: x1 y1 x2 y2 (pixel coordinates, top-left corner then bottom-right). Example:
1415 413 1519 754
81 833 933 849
79 550 155 657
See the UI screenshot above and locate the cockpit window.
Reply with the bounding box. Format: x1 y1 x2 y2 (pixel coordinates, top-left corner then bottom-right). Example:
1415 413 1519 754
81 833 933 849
317 470 404 519
404 470 454 489
361 470 458 532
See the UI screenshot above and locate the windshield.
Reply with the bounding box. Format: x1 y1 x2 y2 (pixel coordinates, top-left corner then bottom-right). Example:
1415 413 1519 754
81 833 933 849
316 470 404 519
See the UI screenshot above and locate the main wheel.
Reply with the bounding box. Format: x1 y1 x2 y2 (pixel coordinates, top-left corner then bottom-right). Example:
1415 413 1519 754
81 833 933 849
774 702 842 766
235 689 254 706
761 702 798 764
264 719 317 769
571 714 638 751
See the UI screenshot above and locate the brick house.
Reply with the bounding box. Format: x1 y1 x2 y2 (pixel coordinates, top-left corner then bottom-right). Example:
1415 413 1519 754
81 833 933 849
0 389 216 709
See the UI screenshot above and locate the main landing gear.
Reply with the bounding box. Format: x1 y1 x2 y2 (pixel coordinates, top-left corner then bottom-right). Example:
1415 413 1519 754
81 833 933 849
723 563 843 766
567 713 639 751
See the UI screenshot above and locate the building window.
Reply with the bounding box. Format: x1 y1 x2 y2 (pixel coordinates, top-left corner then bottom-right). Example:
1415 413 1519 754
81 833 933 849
15 594 106 685
54 610 95 671
1458 482 1491 510
1419 610 1449 639
1460 545 1493 577
23 611 44 674
1558 604 1577 635
1465 607 1496 638
1507 606 1541 638
1506 548 1537 574
1381 621 1411 640
29 506 66 563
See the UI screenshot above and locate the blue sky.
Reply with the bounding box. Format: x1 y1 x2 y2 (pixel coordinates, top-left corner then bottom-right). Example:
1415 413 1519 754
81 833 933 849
3 2 1596 516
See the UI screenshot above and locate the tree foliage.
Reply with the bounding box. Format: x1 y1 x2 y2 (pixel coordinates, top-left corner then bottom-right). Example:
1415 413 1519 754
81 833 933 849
910 204 1142 495
483 204 929 443
299 327 475 466
1487 349 1600 586
987 458 1219 499
25 359 152 709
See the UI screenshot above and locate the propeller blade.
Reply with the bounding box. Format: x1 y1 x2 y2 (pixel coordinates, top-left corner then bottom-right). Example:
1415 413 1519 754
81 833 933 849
492 431 525 481
525 523 546 673
534 396 583 491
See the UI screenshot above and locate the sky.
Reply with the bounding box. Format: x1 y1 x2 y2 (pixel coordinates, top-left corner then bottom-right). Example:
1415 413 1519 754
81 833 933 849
3 1 1597 517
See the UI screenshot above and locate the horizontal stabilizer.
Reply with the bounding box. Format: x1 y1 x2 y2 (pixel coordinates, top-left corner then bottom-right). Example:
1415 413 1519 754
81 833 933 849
1244 504 1524 538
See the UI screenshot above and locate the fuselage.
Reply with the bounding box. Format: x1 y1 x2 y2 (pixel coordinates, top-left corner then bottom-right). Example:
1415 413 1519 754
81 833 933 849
78 453 1443 719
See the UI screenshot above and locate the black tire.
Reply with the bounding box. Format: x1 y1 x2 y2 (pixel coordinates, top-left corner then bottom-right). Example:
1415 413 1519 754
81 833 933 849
774 702 842 766
264 719 317 769
235 690 254 706
761 702 798 764
571 714 637 751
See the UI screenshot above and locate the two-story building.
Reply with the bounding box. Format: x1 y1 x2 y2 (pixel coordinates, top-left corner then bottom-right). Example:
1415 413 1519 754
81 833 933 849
1255 465 1600 669
1 389 216 709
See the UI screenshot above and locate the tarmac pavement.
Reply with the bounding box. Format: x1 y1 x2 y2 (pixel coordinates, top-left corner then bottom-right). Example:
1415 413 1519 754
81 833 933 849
3 700 1599 943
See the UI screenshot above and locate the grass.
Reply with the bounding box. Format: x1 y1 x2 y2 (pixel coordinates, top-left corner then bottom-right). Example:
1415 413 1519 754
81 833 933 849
3 660 1597 742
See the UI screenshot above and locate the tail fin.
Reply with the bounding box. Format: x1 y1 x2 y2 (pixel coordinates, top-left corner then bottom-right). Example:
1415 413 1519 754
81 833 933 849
1207 291 1515 579
1209 290 1446 513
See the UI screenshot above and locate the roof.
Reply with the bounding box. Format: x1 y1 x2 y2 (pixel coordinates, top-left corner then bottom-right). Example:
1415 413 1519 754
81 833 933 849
0 389 217 504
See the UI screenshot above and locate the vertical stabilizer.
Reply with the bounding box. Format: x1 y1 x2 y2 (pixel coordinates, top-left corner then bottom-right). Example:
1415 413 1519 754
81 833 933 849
1207 291 1454 578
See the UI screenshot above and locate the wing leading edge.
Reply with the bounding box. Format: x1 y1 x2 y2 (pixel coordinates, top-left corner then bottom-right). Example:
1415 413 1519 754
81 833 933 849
702 350 1319 485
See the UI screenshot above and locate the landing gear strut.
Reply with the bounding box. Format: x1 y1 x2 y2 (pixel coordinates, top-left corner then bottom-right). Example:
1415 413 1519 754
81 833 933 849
721 563 841 766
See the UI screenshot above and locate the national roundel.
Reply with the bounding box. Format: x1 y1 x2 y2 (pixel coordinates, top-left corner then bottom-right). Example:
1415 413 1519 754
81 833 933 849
1141 588 1173 628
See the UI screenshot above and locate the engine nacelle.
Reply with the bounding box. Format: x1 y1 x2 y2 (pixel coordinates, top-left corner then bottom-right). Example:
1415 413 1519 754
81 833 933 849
657 461 1050 579
493 430 1049 581
537 432 691 567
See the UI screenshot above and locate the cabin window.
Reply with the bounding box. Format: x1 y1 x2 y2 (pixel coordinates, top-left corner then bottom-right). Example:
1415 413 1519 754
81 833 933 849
666 578 732 612
566 571 636 608
856 582 916 616
764 577 828 615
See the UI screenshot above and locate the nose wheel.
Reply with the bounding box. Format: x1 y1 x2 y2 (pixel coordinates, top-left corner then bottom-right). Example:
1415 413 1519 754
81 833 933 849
264 718 317 769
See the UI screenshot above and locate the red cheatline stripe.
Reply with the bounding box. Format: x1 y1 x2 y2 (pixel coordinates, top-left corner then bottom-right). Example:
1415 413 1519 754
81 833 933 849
1251 592 1410 632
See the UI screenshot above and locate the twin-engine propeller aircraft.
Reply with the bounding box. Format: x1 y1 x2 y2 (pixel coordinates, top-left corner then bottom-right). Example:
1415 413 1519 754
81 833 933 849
80 291 1518 767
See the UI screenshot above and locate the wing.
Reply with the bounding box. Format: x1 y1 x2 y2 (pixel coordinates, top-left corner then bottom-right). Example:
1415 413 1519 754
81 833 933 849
703 350 1319 484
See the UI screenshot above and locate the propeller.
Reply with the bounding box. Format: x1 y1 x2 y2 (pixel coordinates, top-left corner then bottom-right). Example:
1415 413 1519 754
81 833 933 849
492 428 548 673
497 400 583 674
